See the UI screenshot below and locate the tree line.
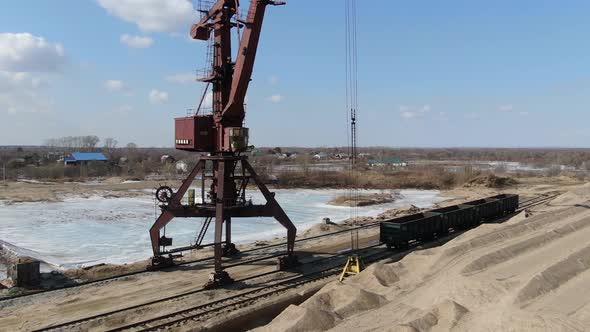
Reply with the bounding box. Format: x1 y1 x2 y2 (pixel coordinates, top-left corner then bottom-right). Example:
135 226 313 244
44 136 137 152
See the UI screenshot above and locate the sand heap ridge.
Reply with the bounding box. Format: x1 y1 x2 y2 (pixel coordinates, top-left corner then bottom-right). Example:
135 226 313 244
257 189 590 331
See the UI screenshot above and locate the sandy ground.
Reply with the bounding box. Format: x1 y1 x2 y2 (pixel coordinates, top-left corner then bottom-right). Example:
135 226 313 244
0 177 162 203
0 175 577 286
0 175 584 331
256 180 590 332
0 226 384 331
328 193 398 207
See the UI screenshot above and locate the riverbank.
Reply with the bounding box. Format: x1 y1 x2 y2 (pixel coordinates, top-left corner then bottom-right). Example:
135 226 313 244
0 168 529 204
0 175 581 290
0 187 449 291
0 178 161 204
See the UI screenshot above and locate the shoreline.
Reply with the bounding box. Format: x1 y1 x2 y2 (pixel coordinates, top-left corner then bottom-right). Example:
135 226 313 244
7 174 577 288
0 186 454 287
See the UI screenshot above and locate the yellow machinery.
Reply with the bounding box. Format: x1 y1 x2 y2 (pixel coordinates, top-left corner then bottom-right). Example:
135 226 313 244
339 254 365 282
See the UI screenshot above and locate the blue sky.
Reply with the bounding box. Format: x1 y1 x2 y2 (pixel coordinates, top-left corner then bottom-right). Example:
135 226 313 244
1 0 590 147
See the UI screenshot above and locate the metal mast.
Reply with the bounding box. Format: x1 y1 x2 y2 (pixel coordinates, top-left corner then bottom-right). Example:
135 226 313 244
340 0 364 282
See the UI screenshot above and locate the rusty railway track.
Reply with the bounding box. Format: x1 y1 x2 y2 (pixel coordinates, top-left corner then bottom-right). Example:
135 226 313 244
107 248 394 332
1 193 558 304
110 194 563 332
33 243 383 332
30 193 559 331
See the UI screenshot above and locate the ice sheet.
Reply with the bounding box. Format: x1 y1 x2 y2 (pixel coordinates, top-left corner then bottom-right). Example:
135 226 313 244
0 263 6 280
0 189 447 269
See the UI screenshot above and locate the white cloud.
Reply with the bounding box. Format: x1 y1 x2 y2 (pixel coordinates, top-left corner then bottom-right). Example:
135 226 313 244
149 89 169 104
0 72 46 90
104 79 125 92
400 111 417 119
0 71 53 114
465 112 480 119
399 104 430 119
166 72 195 83
114 105 134 115
267 94 284 103
120 34 154 48
0 33 65 72
519 111 530 116
268 75 279 85
97 0 195 33
498 104 514 112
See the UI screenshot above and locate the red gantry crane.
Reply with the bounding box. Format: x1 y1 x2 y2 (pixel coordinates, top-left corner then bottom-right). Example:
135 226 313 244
149 0 297 288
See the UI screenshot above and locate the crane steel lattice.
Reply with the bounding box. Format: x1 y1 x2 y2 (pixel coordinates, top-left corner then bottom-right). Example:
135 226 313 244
149 0 297 288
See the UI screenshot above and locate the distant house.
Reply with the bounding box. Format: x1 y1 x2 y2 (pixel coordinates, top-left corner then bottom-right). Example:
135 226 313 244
313 152 328 160
160 155 176 164
367 157 407 168
334 153 349 160
176 160 188 173
64 152 108 165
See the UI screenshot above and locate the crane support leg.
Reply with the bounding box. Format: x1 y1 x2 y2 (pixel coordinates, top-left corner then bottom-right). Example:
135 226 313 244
149 160 205 267
149 156 297 287
243 161 299 269
206 159 233 288
222 217 239 257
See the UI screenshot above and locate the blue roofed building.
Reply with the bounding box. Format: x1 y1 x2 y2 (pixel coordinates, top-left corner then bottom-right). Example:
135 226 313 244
64 152 108 165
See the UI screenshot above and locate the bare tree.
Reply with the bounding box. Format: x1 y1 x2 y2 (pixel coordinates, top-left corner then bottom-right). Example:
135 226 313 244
82 136 100 150
102 137 118 157
104 137 118 149
126 142 138 149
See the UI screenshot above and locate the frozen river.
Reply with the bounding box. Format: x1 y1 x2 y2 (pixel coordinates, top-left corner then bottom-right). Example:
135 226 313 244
0 189 447 270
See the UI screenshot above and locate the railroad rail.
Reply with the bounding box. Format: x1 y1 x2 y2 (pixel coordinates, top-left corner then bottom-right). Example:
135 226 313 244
29 193 559 331
33 243 383 332
107 193 562 332
1 192 559 304
107 248 394 332
517 192 561 211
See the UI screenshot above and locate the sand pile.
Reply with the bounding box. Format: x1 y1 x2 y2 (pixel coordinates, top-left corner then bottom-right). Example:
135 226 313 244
328 193 396 207
464 174 518 188
388 300 469 331
340 216 375 226
515 244 590 305
254 282 386 332
376 205 422 220
300 223 347 237
306 284 386 317
257 189 590 331
348 262 400 293
64 262 146 281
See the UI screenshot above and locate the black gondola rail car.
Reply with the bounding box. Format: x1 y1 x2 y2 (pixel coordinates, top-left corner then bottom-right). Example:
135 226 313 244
489 194 519 215
380 212 441 249
462 197 503 221
430 204 479 233
380 194 519 250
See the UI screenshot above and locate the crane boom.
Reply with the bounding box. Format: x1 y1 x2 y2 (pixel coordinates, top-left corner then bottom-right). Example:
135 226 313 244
222 0 282 124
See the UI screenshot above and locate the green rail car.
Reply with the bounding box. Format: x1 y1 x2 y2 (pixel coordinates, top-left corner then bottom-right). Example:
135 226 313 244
380 194 519 249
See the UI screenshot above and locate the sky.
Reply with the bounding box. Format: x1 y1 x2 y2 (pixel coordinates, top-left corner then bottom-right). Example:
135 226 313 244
1 0 590 148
